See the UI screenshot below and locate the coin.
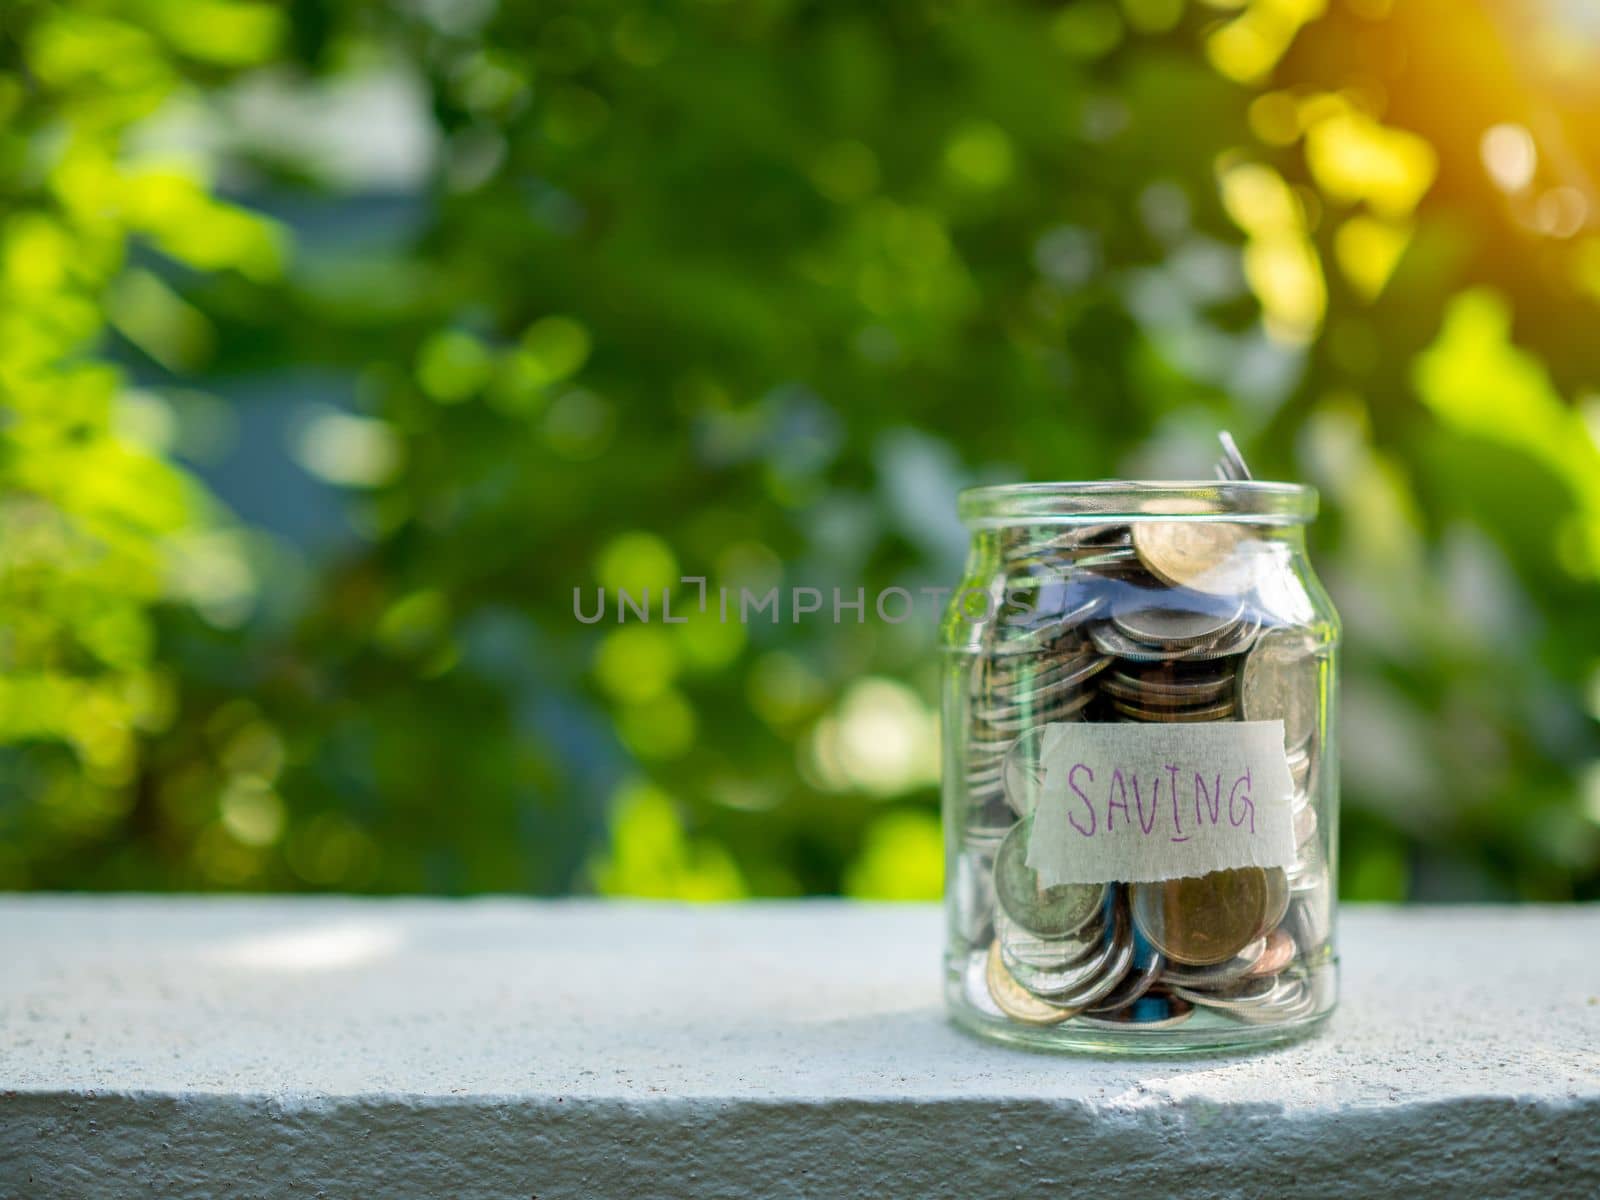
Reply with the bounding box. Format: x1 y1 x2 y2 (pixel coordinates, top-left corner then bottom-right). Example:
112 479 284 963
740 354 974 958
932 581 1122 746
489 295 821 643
1239 627 1321 750
1074 551 1144 577
1010 525 1130 557
989 623 1080 657
1168 973 1280 1010
1076 993 1195 1030
1286 881 1331 957
1111 698 1236 723
985 939 1072 1025
1086 919 1163 1013
990 598 1099 654
1292 801 1318 847
1100 669 1232 707
1246 927 1297 977
962 948 1006 1020
1132 519 1260 596
1009 575 1106 622
995 906 1106 971
961 789 1013 851
1258 866 1290 936
965 759 1004 791
995 907 1114 998
951 848 997 944
1002 897 1133 1011
1130 868 1270 966
1088 623 1194 662
1214 431 1253 482
982 649 1111 701
1178 612 1261 659
1286 738 1314 785
1225 977 1317 1024
1000 917 1118 1003
1157 936 1266 988
1110 593 1244 646
993 823 1107 937
970 687 1092 734
1002 729 1047 817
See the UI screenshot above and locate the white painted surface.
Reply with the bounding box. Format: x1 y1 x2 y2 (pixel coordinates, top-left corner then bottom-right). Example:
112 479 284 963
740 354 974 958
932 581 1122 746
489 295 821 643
1 898 1597 1198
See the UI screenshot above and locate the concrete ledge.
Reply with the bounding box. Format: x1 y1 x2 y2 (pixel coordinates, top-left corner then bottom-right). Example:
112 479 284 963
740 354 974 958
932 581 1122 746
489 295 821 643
2 898 1598 1198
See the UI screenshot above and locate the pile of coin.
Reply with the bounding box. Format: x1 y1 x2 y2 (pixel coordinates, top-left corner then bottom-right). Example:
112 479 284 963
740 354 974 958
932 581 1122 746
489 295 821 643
952 458 1331 1035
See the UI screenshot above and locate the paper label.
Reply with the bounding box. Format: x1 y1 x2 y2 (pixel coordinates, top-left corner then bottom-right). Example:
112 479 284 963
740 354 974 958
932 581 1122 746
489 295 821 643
1025 720 1297 886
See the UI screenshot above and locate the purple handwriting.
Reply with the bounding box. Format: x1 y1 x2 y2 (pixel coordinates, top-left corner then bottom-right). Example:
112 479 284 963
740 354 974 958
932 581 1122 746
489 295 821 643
1063 763 1255 842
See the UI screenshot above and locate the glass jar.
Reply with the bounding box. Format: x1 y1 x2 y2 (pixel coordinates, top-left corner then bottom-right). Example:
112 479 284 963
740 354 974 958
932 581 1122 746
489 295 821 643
941 482 1339 1052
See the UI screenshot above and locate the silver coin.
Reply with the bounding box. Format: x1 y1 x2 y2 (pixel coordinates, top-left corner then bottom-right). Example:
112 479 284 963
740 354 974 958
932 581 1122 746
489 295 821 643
1289 735 1320 799
983 650 1112 701
988 624 1078 658
1004 932 1117 1001
1239 626 1321 750
1285 877 1332 957
1174 613 1262 661
1214 431 1253 482
1110 592 1244 647
1292 801 1319 847
974 679 1096 719
962 789 1014 851
999 665 1108 708
1007 525 1129 557
1002 728 1047 817
1226 978 1317 1024
997 911 1110 998
951 848 997 945
970 688 1093 734
1070 546 1140 570
1168 972 1280 1011
1290 841 1327 889
1158 937 1267 988
995 907 1106 971
1086 938 1164 1013
993 822 1107 938
990 608 1097 656
1287 738 1315 788
1033 902 1135 1012
967 733 1019 759
1012 575 1108 622
1089 622 1194 662
964 752 1009 792
966 780 1004 808
961 947 1006 1020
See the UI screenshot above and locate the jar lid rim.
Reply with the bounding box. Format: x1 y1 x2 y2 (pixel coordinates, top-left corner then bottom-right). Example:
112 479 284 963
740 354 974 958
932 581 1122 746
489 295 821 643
957 480 1318 525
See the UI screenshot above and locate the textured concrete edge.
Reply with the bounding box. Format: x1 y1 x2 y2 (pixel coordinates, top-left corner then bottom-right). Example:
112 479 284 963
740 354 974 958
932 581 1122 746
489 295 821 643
2 1092 1597 1200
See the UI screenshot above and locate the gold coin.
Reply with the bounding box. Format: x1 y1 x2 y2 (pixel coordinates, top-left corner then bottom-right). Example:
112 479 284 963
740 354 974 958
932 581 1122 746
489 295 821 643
1131 520 1259 596
984 939 1072 1025
1130 868 1270 966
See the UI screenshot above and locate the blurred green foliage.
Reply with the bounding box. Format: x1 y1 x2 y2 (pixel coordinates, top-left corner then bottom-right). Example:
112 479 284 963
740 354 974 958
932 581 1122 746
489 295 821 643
1 0 1597 902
